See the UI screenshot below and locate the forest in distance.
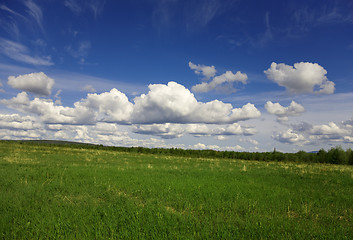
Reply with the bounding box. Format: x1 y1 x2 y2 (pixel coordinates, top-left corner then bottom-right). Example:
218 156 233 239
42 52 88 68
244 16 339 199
7 140 353 166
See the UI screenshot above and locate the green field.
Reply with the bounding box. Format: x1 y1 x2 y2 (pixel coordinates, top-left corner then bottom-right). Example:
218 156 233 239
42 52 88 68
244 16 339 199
1 141 353 239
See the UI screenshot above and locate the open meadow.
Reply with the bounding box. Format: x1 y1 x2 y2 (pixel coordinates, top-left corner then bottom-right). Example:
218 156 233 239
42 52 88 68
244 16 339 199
1 141 353 239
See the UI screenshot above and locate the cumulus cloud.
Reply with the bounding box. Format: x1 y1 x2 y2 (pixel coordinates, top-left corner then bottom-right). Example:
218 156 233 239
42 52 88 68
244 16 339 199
186 124 253 138
342 118 353 128
132 81 260 124
0 114 44 141
190 143 244 151
240 138 259 145
0 114 41 130
272 129 307 145
0 92 89 124
132 123 185 139
186 124 212 137
0 129 43 140
1 88 133 125
0 75 262 145
310 122 350 138
265 101 305 122
264 62 335 94
212 123 257 136
189 61 216 80
79 88 133 123
8 72 55 96
190 62 247 93
132 122 256 139
2 81 259 126
274 120 353 145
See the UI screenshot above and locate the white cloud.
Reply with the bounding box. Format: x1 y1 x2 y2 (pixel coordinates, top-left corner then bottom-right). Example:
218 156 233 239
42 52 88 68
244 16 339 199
1 77 263 145
189 61 247 93
66 41 91 59
192 143 207 150
81 84 96 92
189 61 216 80
0 38 53 66
240 138 259 145
310 122 350 137
274 120 353 146
0 88 133 125
0 4 25 18
264 62 335 94
212 123 257 136
2 81 260 126
216 135 228 141
0 129 42 140
80 88 133 123
64 0 83 15
265 101 305 122
186 124 211 137
222 145 245 151
0 92 93 125
24 0 44 32
132 81 260 124
132 123 185 139
272 129 307 145
342 118 353 128
0 15 20 39
0 114 40 130
65 0 105 18
8 72 55 96
190 143 245 151
343 136 353 143
88 0 105 18
132 122 257 139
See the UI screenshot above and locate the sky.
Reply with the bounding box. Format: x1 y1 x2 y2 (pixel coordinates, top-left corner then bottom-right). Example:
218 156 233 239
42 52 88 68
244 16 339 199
0 0 353 152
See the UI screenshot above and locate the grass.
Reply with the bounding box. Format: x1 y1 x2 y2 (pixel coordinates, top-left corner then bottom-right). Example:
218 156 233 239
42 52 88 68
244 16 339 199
1 141 353 239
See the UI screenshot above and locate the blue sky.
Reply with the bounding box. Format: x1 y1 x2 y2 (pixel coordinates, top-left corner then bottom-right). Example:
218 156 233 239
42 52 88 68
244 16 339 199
1 0 353 152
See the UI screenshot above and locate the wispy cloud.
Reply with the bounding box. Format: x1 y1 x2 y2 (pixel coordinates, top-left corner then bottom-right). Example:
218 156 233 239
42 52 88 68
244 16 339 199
286 2 353 38
184 0 222 30
64 0 105 18
66 41 91 57
152 0 236 32
64 0 83 15
0 38 53 66
24 0 44 33
0 4 26 19
257 11 273 46
88 0 105 19
65 40 91 63
0 4 26 39
0 81 4 93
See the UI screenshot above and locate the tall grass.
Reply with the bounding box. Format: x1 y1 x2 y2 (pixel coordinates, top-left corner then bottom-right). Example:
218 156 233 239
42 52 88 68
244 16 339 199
1 141 352 239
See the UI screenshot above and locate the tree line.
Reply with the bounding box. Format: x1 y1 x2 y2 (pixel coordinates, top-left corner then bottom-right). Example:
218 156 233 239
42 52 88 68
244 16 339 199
13 140 353 165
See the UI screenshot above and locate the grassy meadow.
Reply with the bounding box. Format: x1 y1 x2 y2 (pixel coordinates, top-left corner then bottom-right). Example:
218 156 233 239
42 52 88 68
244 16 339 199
1 141 353 239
